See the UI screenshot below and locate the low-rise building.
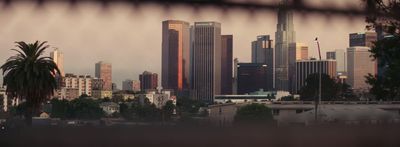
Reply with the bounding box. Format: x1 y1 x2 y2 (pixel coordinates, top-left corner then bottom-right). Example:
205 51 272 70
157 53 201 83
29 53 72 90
207 102 400 126
0 87 7 112
92 78 112 99
59 73 92 100
100 102 120 116
137 89 176 109
92 90 113 99
214 90 291 103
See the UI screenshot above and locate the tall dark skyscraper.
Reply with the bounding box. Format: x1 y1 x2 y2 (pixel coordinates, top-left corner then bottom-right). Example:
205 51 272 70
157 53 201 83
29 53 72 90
161 20 190 94
251 35 275 91
252 35 274 63
221 35 233 95
191 22 221 103
140 71 158 91
237 63 268 94
275 0 296 91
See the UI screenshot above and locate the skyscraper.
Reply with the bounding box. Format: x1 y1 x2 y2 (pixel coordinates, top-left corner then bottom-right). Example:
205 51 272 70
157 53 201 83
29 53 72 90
347 46 376 91
50 48 64 76
275 0 296 91
191 22 222 103
251 35 273 63
162 20 190 94
237 63 268 94
140 71 158 91
95 61 112 91
251 35 275 91
288 43 308 92
295 60 337 93
221 35 233 95
349 32 377 48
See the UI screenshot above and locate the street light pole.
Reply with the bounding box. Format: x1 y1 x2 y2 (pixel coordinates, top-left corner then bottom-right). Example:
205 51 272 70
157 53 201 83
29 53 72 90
315 37 322 123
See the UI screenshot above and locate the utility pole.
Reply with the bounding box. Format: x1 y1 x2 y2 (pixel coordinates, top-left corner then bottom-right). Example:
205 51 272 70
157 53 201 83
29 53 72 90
315 37 322 123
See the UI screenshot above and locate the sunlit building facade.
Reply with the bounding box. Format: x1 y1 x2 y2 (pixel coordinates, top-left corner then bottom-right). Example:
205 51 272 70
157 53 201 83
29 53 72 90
95 61 112 91
62 73 92 100
347 46 376 91
288 42 308 92
327 49 347 74
50 48 65 77
162 20 190 94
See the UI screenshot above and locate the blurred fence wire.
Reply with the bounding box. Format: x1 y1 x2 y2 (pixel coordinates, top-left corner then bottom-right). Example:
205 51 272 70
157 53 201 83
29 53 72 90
0 0 390 18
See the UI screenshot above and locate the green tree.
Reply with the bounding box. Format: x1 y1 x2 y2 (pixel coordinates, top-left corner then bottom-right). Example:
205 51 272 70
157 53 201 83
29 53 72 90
234 103 273 125
365 0 400 100
176 97 205 114
119 103 133 120
162 100 175 121
70 98 104 120
132 103 161 121
50 99 71 119
1 41 60 125
299 73 339 101
337 82 358 101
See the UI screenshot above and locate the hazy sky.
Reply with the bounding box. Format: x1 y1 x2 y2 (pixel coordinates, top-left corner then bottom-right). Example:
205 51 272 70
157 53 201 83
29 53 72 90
0 1 368 88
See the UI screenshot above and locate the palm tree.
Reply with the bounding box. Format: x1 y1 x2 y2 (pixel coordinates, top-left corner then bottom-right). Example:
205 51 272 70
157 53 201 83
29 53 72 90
1 41 60 125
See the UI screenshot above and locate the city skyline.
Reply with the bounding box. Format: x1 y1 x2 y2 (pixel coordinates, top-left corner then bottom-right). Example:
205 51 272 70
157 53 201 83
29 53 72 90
0 2 368 88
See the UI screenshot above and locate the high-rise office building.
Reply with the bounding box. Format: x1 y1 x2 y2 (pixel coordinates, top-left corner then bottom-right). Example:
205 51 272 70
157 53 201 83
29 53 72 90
95 61 112 91
191 22 222 103
251 35 275 91
294 60 337 93
140 71 158 91
50 48 64 76
251 35 274 63
162 20 190 94
221 35 233 95
237 63 268 94
347 46 376 91
349 32 377 48
288 43 308 92
275 0 296 91
326 49 347 74
289 43 308 61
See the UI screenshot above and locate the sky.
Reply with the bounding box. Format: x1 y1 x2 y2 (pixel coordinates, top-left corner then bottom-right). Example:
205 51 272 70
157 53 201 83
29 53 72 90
0 1 368 88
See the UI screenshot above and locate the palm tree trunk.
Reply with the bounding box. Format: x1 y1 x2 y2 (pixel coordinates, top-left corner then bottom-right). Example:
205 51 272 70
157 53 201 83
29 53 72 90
24 105 33 126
